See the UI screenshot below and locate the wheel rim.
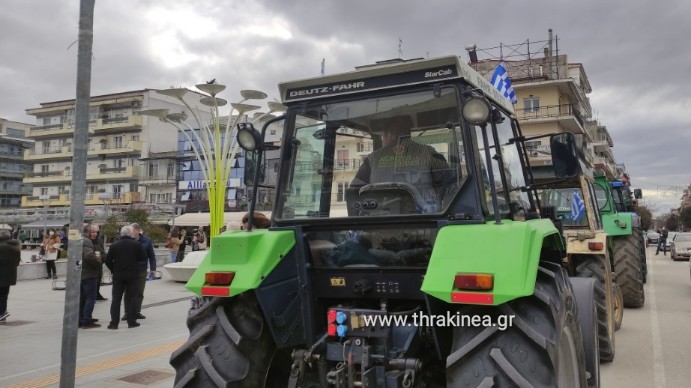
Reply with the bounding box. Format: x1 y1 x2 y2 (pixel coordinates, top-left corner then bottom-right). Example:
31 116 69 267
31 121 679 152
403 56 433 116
613 284 623 329
557 326 581 388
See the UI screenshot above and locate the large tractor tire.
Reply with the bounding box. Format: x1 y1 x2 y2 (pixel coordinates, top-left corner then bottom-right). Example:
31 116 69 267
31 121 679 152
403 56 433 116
575 255 615 363
170 294 279 387
570 277 600 388
634 228 648 283
447 262 587 388
613 233 645 307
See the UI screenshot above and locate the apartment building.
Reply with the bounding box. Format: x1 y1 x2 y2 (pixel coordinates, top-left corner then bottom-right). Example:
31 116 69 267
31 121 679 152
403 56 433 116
467 36 619 179
22 89 211 215
0 118 33 207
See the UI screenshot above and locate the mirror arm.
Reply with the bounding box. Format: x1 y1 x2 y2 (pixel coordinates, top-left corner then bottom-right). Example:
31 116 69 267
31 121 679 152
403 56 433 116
246 114 286 231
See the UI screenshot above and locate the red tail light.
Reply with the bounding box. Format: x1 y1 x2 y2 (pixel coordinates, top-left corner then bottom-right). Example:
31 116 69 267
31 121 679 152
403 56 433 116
205 272 235 286
588 242 604 251
454 273 494 291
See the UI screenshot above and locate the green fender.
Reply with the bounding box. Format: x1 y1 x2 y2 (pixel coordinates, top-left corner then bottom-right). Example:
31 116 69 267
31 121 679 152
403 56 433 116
602 213 634 237
185 229 296 296
421 219 561 305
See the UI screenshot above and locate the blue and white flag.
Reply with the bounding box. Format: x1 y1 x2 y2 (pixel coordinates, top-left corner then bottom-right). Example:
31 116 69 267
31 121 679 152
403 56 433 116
490 62 518 105
571 190 585 222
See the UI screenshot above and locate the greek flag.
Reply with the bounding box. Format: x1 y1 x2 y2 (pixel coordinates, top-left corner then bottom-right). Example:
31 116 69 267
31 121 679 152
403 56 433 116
571 190 585 222
490 62 518 105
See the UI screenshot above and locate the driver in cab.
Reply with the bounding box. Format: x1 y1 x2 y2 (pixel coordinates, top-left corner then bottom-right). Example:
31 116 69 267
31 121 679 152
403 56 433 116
349 115 450 212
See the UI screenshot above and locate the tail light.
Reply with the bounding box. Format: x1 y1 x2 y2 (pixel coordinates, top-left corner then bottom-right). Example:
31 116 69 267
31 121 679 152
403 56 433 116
451 273 494 305
205 272 235 285
201 272 235 297
454 273 494 291
588 242 604 251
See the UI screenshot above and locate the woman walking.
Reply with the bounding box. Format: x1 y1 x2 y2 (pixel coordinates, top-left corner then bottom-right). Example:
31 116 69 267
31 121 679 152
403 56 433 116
42 229 61 279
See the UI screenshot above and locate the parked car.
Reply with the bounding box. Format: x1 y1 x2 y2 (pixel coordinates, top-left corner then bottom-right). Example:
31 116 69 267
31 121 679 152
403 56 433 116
671 232 691 261
664 232 676 252
646 230 659 245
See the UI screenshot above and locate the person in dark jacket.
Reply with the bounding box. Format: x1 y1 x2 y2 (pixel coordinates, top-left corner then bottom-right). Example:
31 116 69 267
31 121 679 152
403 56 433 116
88 225 108 301
80 224 101 328
122 223 156 322
104 225 147 329
0 230 21 321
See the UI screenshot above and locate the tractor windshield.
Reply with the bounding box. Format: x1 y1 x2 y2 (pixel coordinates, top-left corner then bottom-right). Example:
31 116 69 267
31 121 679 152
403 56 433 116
539 187 590 227
275 87 466 220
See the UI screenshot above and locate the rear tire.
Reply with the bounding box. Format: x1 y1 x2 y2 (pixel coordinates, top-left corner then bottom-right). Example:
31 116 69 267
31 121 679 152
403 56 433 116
570 277 600 388
613 234 645 307
170 294 277 387
447 262 587 387
575 255 615 362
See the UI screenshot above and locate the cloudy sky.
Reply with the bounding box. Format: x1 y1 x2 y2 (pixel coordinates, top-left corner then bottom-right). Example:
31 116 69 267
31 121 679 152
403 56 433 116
1 0 689 215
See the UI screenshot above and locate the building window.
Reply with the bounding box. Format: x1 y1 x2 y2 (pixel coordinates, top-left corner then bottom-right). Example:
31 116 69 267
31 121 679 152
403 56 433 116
40 187 48 196
336 182 349 202
40 164 49 173
114 136 123 148
523 97 540 113
336 150 349 169
148 163 158 178
166 163 174 178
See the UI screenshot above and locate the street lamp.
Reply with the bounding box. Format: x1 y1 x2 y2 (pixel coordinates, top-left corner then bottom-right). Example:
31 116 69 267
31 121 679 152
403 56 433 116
139 84 278 238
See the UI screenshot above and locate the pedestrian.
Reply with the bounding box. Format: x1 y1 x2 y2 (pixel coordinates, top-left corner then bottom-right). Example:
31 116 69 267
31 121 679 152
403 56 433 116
123 223 156 322
41 228 61 279
176 229 189 262
88 225 108 301
103 225 147 329
166 229 182 263
656 226 669 256
0 230 21 322
79 224 101 329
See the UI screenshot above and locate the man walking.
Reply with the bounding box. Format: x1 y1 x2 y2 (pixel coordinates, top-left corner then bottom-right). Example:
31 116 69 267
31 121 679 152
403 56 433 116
88 225 108 301
0 230 21 322
123 223 156 322
104 225 147 329
80 224 101 328
656 226 669 256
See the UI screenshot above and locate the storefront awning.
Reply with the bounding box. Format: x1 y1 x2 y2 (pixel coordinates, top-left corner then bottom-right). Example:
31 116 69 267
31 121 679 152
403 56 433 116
169 211 271 228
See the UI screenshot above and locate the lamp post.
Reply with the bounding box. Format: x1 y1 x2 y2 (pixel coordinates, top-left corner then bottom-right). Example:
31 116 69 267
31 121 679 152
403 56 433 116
139 84 281 238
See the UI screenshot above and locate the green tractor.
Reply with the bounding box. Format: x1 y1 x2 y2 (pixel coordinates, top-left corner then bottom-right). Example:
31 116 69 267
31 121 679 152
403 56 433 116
170 56 600 387
594 175 646 307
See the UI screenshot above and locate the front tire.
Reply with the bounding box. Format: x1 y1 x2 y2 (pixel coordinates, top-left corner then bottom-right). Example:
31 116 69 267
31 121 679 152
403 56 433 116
447 262 587 387
170 294 276 387
575 255 615 362
613 233 645 307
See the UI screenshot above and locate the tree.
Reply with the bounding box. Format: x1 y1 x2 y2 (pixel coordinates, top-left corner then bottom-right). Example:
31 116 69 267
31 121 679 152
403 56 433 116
665 213 679 231
680 207 691 231
634 203 654 231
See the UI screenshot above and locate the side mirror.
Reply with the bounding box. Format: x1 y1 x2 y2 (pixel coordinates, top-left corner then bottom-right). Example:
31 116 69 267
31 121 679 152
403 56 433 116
550 132 581 178
244 149 266 186
633 188 643 199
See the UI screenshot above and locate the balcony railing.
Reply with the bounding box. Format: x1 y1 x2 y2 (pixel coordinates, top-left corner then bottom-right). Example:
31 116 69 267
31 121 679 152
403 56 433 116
516 104 585 129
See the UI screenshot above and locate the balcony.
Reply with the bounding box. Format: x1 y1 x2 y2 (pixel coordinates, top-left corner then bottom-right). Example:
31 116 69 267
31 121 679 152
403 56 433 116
91 140 142 156
28 123 77 138
24 144 73 161
86 165 140 181
516 104 587 135
21 191 141 207
139 173 176 185
23 170 68 184
91 115 143 132
593 157 617 179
